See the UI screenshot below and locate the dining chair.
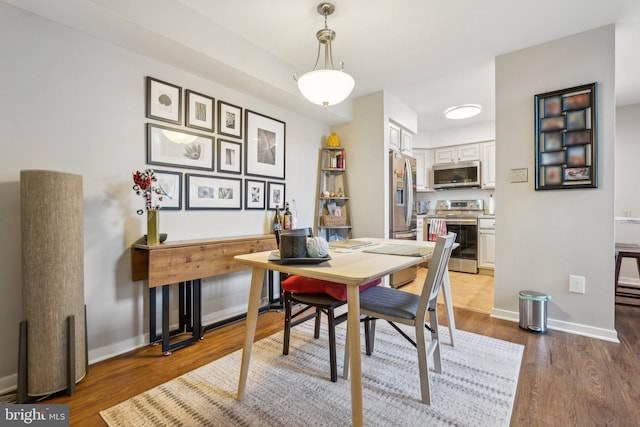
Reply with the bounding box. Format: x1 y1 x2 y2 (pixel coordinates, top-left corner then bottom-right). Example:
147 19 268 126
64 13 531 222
276 228 379 382
355 232 456 404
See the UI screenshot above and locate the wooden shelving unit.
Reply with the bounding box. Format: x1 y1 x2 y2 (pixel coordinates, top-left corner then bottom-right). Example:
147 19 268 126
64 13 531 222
315 147 352 242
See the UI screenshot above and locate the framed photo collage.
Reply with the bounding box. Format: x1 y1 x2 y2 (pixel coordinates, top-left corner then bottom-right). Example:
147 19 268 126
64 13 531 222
145 76 286 210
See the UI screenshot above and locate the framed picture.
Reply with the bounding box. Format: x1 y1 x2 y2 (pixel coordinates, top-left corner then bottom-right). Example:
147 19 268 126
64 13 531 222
185 90 215 132
218 101 243 138
565 130 591 146
540 151 565 166
566 110 586 131
245 179 266 210
544 96 562 117
147 123 214 171
267 181 285 210
534 82 597 190
544 166 563 186
217 139 242 174
153 169 182 210
146 77 182 125
185 174 242 210
245 110 286 179
544 132 563 151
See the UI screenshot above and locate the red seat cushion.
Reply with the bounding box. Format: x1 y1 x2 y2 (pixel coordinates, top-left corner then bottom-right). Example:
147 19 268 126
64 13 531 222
281 276 381 301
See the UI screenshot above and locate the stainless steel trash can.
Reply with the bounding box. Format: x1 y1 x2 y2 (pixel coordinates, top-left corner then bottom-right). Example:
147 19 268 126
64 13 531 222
519 291 551 333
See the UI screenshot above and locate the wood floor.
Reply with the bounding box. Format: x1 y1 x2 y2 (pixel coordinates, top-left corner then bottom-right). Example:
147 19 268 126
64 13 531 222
38 271 640 426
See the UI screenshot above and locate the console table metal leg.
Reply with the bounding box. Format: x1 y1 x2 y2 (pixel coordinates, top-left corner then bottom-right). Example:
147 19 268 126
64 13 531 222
162 284 171 355
193 279 203 339
149 287 158 344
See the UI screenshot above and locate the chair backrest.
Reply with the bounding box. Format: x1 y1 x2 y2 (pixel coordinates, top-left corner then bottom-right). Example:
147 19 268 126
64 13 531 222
417 233 456 317
275 227 313 247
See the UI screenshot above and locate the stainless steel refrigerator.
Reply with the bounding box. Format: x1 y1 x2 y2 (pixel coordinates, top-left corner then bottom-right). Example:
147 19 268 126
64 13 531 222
389 151 418 288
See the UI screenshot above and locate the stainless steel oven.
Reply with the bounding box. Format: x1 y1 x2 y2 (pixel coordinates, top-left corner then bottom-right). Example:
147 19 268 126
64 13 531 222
426 199 483 274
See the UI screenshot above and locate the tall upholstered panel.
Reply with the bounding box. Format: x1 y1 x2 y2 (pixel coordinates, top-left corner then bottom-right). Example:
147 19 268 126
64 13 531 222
20 170 86 396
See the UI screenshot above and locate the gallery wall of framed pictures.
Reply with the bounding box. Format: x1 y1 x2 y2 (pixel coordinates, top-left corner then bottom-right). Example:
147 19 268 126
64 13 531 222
534 82 597 190
144 75 286 211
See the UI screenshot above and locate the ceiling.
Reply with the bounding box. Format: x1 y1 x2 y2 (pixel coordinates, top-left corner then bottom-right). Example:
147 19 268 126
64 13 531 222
7 0 640 132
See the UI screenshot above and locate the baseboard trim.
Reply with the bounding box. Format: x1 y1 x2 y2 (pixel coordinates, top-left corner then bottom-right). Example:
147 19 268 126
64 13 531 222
490 308 620 343
0 374 17 396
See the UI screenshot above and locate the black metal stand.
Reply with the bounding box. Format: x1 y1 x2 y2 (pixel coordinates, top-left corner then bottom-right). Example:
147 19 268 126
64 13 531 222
17 306 87 403
149 280 203 355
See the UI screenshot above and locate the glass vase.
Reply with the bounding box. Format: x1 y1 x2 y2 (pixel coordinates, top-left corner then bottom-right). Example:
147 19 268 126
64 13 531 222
146 210 160 245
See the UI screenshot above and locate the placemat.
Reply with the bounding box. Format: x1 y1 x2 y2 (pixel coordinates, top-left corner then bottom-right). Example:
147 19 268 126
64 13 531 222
363 244 433 257
328 239 375 249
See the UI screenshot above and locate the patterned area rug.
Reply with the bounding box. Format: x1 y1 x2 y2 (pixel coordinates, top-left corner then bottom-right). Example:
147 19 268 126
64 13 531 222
101 321 523 426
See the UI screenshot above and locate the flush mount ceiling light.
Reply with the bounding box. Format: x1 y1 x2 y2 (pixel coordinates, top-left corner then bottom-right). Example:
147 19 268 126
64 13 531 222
294 3 355 108
444 104 482 120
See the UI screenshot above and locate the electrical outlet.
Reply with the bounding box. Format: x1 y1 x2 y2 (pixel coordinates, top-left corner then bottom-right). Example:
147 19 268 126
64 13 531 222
569 275 586 294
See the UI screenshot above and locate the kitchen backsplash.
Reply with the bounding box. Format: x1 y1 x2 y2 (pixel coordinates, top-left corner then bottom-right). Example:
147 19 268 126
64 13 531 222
415 188 495 215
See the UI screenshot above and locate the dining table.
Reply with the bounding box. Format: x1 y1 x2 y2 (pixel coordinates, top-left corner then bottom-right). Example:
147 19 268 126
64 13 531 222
234 237 457 427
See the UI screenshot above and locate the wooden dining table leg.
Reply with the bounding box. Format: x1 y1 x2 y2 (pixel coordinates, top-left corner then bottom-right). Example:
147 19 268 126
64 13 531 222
441 271 457 346
237 267 266 400
346 284 364 427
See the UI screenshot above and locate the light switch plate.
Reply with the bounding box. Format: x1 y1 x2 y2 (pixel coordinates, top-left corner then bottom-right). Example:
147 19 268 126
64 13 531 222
510 168 528 183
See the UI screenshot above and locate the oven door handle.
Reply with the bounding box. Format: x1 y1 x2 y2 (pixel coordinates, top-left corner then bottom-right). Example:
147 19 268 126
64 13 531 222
443 220 478 226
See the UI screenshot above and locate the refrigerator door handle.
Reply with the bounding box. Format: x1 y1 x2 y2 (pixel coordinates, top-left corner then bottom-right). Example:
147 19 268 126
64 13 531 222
404 158 413 227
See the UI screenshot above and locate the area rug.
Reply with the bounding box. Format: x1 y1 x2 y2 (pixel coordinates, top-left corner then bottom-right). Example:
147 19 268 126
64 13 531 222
101 321 523 426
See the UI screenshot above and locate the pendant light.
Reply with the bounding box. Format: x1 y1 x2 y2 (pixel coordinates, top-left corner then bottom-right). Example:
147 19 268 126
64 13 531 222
294 3 355 108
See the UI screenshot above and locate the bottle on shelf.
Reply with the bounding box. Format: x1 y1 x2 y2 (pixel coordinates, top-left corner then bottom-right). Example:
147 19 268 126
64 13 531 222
272 205 282 233
291 198 298 229
283 202 292 230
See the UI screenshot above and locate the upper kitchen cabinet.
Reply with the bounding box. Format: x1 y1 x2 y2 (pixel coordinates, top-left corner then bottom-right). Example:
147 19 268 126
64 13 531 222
389 122 401 152
389 121 413 156
481 141 496 189
434 143 480 164
400 129 413 156
413 148 433 192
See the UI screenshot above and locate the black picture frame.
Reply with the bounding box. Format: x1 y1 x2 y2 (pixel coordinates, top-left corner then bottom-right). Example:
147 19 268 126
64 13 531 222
534 82 597 190
152 169 182 210
218 100 243 139
185 89 215 132
147 123 214 171
245 110 286 179
185 174 242 210
217 139 242 174
267 181 285 210
146 77 182 125
245 179 266 210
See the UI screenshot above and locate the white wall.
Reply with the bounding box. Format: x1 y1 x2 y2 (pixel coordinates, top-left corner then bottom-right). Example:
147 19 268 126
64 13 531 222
0 3 326 392
494 25 617 340
332 91 418 239
427 121 495 148
333 92 386 238
615 103 640 281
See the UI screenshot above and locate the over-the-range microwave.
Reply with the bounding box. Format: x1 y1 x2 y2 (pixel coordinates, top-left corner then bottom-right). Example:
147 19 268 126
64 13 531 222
432 160 481 190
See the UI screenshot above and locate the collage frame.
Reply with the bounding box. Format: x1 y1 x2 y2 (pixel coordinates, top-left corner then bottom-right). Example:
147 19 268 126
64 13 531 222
145 76 285 211
534 82 597 190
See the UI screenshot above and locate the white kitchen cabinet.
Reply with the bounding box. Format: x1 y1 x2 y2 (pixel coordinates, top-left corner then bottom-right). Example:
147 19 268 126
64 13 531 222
400 129 413 155
481 141 496 189
389 122 400 152
478 217 495 269
434 143 480 164
413 148 433 191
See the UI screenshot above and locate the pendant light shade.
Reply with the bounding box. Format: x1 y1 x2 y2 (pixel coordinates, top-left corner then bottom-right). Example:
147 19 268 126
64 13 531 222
297 69 355 107
295 3 354 108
